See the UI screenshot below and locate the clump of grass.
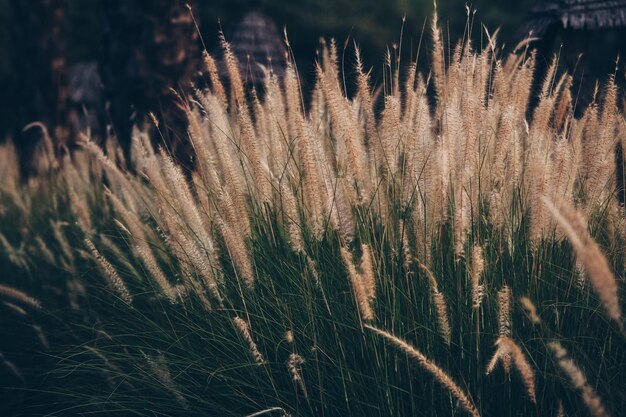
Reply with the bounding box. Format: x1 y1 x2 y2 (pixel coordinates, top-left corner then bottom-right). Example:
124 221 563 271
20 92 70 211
0 7 625 417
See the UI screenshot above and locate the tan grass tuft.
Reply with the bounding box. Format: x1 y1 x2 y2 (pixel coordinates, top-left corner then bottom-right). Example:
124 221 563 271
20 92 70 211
519 296 542 325
419 262 452 344
35 236 56 265
202 51 227 107
84 239 132 304
494 285 513 374
430 3 445 99
498 286 511 336
233 316 266 365
107 190 177 302
0 352 24 382
340 245 375 321
32 325 49 349
433 291 452 345
0 284 42 310
279 180 304 252
143 351 189 409
543 197 623 330
549 342 610 417
471 245 485 308
495 336 536 403
3 302 27 315
365 324 480 417
360 245 377 303
287 353 307 398
219 218 255 288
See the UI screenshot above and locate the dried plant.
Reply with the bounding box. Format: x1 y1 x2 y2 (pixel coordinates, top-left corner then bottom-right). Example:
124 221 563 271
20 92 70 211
487 336 536 404
519 296 542 325
543 197 623 331
365 324 480 417
419 262 452 344
0 284 42 310
84 238 132 304
0 10 625 417
549 342 611 417
287 352 307 398
340 245 375 321
471 245 485 308
233 316 266 365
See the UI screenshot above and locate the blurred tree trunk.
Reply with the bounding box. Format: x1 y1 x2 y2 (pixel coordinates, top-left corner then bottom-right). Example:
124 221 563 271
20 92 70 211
100 0 200 165
11 0 69 170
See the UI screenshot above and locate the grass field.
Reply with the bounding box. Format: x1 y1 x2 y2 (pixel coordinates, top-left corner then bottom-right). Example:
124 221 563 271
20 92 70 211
0 12 625 417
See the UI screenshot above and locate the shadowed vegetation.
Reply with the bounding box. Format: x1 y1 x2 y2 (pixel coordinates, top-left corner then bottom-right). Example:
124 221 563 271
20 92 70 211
1 10 625 417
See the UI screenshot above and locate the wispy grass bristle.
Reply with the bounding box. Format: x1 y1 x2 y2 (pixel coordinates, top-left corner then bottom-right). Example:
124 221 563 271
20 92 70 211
365 324 481 417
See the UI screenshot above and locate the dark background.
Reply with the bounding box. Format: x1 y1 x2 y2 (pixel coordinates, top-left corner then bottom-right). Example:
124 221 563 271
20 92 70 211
1 0 625 167
0 0 538 139
0 0 539 80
